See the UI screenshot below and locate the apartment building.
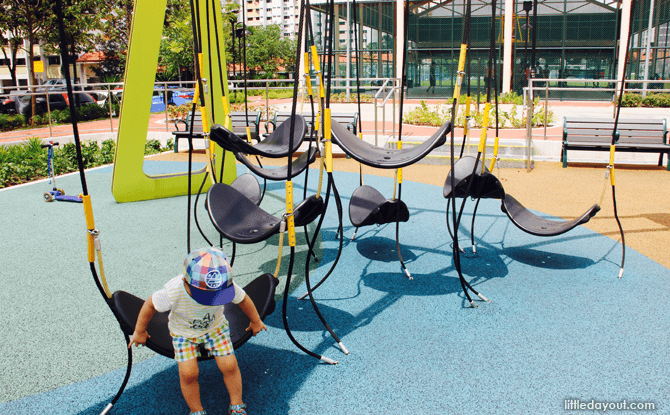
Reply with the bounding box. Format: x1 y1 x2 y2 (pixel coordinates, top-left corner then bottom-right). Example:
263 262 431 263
241 0 301 36
0 40 97 94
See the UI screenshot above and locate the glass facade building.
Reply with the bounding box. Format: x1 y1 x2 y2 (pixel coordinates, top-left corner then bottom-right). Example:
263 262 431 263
307 0 669 100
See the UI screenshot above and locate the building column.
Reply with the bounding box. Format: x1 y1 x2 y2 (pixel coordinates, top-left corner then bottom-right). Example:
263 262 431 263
395 0 404 82
502 0 514 93
642 0 656 96
616 0 632 89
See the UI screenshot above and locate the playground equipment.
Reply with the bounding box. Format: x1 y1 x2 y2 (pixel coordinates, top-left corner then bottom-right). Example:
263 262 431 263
41 141 82 203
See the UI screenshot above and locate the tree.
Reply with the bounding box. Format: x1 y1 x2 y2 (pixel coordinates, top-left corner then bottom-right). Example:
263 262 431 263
158 0 195 82
0 0 50 118
92 0 133 82
0 7 23 87
243 25 296 79
41 0 109 83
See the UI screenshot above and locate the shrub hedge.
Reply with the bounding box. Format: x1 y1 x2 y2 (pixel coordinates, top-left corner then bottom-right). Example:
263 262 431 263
0 137 172 189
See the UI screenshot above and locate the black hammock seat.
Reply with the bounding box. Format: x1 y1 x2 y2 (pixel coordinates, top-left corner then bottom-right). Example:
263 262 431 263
229 172 263 206
111 273 279 359
210 114 307 158
235 146 318 181
443 156 600 237
331 119 451 228
349 185 409 227
330 119 451 169
207 182 325 244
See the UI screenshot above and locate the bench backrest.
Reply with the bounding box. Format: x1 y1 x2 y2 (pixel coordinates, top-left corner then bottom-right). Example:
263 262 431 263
564 117 668 145
273 111 358 134
177 111 261 135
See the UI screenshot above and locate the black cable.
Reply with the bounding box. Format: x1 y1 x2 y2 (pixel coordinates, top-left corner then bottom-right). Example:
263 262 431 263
609 0 633 276
282 247 337 364
459 0 472 160
193 171 214 248
397 0 410 141
205 0 216 126
302 179 345 352
54 0 87 196
300 173 344 296
325 0 336 108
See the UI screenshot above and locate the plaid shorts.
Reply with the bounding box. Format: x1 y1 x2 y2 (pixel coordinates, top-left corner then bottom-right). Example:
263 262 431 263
171 325 234 362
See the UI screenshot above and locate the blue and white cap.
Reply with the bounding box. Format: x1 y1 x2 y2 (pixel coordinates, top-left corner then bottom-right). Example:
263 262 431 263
183 247 235 306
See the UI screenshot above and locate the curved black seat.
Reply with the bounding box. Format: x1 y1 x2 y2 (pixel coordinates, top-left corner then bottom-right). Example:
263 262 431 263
210 115 307 158
111 273 279 359
230 173 262 205
443 156 505 200
235 147 318 181
207 183 282 244
501 194 600 237
330 119 451 169
294 194 326 227
349 185 410 227
443 156 600 237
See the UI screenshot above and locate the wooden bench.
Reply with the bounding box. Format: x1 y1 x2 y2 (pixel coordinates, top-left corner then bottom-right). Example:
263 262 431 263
173 111 262 152
265 111 358 140
562 117 670 170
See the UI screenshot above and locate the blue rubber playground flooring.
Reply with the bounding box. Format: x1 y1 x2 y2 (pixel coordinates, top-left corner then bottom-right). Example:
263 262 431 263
0 160 668 415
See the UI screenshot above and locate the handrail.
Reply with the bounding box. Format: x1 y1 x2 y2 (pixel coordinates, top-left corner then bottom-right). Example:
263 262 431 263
373 78 401 145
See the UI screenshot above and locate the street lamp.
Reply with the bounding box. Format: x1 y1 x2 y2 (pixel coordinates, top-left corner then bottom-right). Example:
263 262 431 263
229 10 240 81
234 25 252 88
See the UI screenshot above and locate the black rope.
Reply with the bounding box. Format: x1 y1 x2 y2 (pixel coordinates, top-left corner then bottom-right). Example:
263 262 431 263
54 0 87 196
300 173 345 296
205 0 216 124
55 0 134 408
459 0 473 160
396 0 410 141
609 0 633 276
282 247 336 363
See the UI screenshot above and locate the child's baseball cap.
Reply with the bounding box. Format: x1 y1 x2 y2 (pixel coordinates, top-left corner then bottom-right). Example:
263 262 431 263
183 247 235 306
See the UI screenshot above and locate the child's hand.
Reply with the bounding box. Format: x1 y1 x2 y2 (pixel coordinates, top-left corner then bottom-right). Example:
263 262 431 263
128 330 150 348
246 320 267 336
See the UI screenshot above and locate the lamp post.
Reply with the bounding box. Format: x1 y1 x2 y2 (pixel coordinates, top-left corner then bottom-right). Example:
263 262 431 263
229 9 240 82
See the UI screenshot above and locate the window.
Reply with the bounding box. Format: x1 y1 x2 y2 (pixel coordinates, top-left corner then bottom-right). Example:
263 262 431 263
16 58 26 65
48 56 61 65
267 16 271 20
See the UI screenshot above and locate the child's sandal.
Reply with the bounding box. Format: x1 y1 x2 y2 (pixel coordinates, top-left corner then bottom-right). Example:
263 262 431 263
190 411 207 415
229 403 247 414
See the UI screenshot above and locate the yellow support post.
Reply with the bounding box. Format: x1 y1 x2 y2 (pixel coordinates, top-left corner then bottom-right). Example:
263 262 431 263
324 108 333 173
83 195 96 263
304 52 313 97
311 46 325 99
609 145 616 186
285 181 296 247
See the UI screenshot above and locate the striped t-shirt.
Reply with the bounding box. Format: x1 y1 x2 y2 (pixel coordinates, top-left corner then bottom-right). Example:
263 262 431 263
152 275 246 338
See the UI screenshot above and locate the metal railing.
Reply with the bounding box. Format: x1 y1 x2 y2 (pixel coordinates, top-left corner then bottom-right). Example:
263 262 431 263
373 78 401 146
1 77 405 142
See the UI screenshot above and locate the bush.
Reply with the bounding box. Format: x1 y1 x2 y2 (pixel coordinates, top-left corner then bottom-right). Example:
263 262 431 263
499 91 524 105
79 103 108 120
403 100 555 129
621 93 642 107
100 139 116 165
0 137 172 189
641 93 670 108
